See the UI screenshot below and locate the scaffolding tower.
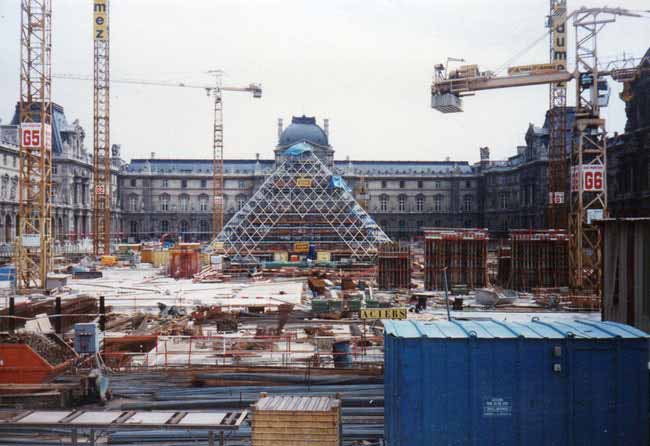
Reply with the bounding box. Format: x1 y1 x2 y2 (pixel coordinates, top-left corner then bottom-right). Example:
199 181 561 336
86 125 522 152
209 143 390 262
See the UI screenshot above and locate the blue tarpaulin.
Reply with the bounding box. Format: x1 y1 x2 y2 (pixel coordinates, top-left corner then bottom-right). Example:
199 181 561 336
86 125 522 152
283 142 313 156
329 175 352 192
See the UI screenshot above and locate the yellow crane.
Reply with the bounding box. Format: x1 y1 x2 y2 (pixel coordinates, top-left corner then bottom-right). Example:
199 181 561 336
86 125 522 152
431 6 645 293
54 73 262 240
16 0 53 291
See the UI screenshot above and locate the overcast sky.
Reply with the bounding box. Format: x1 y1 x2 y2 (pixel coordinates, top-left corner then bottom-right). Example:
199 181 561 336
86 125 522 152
1 0 649 163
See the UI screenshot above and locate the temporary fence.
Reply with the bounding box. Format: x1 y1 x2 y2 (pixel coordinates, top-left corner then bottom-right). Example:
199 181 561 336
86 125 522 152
423 228 488 290
377 243 411 289
510 229 569 291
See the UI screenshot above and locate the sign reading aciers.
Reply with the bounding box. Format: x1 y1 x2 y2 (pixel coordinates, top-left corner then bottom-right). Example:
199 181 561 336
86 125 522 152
360 308 407 320
94 0 108 41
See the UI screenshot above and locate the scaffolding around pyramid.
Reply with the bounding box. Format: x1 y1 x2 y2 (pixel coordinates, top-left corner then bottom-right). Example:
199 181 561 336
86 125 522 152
209 143 391 262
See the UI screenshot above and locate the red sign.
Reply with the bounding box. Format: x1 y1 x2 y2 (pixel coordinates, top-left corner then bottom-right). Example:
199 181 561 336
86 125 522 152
21 123 52 150
571 165 604 192
95 185 105 195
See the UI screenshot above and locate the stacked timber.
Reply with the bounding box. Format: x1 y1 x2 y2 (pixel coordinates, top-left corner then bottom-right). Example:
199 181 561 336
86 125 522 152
252 395 341 446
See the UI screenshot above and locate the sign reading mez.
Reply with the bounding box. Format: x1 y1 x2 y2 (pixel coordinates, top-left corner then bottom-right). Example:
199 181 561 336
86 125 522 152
94 0 108 41
360 308 408 320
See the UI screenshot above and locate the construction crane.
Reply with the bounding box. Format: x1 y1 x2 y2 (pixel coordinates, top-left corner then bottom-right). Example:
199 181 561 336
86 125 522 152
430 6 645 293
92 0 111 257
53 73 262 241
16 0 53 290
546 0 569 229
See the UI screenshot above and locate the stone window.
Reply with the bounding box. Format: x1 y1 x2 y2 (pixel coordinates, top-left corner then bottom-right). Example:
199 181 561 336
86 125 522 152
399 180 405 189
434 181 441 189
201 179 207 188
417 180 423 189
433 195 442 211
179 194 190 211
179 220 189 234
161 220 169 233
200 220 209 236
238 180 246 189
416 196 424 212
380 195 388 212
398 195 406 212
500 192 508 209
236 194 247 210
463 195 473 212
128 194 138 211
160 194 170 211
130 221 137 235
381 180 387 189
465 181 471 188
181 179 188 188
162 179 169 188
199 195 208 211
130 178 136 187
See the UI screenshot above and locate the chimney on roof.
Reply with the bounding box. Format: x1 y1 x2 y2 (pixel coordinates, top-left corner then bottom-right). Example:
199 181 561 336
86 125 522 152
151 152 155 159
323 118 329 137
277 118 283 142
256 153 260 160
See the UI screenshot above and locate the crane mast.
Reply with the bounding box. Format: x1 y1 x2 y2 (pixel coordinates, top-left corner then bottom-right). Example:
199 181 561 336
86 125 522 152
16 0 53 290
546 0 569 228
209 71 225 238
92 0 111 256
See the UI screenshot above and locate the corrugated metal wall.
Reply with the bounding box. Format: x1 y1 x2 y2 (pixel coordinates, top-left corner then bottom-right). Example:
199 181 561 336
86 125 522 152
602 218 650 332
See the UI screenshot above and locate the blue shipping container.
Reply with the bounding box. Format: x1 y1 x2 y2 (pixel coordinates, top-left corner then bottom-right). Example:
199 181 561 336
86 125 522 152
384 319 649 446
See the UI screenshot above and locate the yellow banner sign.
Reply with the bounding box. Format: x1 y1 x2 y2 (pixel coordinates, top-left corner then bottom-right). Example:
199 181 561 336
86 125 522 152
94 0 108 41
296 178 312 187
293 242 309 253
360 308 407 320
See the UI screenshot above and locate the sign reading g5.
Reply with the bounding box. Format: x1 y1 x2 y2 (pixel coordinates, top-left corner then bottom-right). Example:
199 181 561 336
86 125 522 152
94 1 108 41
360 308 407 320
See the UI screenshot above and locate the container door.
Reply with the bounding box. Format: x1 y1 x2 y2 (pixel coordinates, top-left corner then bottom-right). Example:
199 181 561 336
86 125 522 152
572 348 616 446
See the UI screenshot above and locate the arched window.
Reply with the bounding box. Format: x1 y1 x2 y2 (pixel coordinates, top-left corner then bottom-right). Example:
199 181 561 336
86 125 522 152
161 220 169 233
200 220 209 237
380 195 388 212
236 194 247 210
416 195 424 212
128 194 138 211
179 194 190 211
463 195 473 212
398 195 406 212
160 194 170 211
179 220 190 234
499 192 508 209
199 195 209 212
433 194 442 212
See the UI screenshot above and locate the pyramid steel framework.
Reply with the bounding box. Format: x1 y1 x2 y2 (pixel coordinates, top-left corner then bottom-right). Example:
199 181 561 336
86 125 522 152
209 144 391 262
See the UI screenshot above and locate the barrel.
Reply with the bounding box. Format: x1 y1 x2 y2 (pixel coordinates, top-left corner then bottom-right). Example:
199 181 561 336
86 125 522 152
332 340 352 369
